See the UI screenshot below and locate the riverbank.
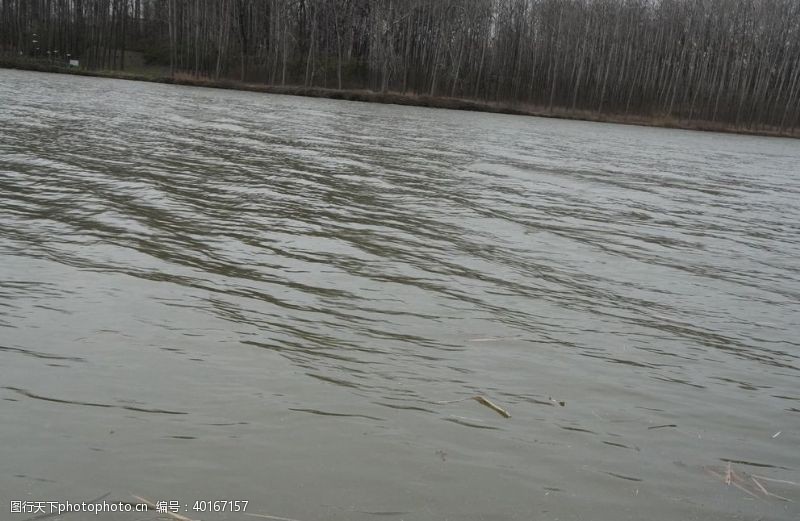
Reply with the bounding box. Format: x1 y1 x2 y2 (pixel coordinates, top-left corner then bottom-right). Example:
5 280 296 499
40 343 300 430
2 59 797 139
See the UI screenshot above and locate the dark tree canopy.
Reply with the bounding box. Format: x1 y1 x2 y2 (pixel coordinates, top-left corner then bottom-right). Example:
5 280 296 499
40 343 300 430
2 0 799 131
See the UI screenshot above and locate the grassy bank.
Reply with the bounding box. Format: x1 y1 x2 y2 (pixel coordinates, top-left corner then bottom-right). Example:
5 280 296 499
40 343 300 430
2 59 797 139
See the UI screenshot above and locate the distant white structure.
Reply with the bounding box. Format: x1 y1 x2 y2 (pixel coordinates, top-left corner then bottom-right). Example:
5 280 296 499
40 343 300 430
69 59 79 68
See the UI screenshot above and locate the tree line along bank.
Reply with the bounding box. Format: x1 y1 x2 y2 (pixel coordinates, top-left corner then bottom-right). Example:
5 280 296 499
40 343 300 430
2 0 799 133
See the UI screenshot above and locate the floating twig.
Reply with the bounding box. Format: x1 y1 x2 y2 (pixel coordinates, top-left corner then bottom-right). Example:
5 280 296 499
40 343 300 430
730 479 761 499
751 476 770 496
752 475 799 487
751 477 792 502
435 395 511 418
705 464 796 502
434 397 474 405
468 335 522 343
705 466 758 498
472 396 511 418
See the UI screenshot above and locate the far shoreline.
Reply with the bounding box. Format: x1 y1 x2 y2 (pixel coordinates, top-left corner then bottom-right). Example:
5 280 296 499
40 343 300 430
2 60 797 140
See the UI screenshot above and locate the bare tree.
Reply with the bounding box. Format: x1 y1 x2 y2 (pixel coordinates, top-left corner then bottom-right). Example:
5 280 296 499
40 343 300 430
1 0 798 130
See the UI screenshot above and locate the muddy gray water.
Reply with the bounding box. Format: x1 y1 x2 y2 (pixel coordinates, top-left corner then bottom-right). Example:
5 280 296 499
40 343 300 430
1 69 799 520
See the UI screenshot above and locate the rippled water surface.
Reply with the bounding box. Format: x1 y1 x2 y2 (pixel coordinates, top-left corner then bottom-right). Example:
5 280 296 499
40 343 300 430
1 69 799 520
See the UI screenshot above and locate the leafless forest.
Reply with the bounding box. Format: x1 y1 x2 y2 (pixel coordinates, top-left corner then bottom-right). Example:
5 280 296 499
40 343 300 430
2 0 799 131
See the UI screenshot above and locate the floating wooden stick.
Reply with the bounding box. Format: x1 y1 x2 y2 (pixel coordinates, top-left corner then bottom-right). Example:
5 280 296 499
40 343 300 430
434 397 474 405
705 465 796 502
709 466 759 499
751 476 770 496
751 477 793 502
435 395 511 418
730 478 761 499
752 475 799 487
472 396 511 418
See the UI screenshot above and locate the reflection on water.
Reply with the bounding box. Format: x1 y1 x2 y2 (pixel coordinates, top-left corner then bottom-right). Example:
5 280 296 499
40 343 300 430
1 69 799 520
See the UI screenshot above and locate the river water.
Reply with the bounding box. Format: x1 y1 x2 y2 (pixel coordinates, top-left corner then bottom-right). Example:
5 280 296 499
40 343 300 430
1 69 799 520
